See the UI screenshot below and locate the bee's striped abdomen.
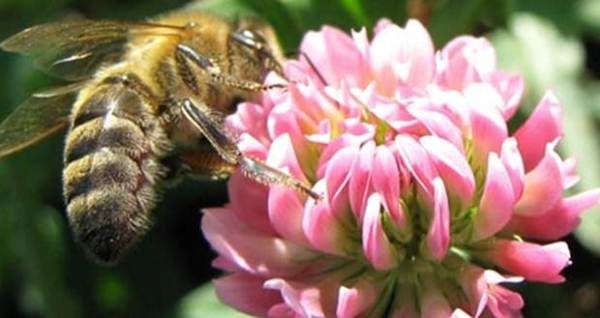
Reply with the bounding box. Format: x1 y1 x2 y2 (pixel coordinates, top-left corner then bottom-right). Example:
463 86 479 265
63 82 170 263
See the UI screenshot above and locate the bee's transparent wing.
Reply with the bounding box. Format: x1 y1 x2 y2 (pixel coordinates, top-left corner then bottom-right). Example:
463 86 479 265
1 20 184 81
0 82 85 157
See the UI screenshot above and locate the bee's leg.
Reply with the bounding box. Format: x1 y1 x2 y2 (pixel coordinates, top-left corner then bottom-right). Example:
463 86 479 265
161 148 235 185
176 44 286 93
180 98 320 199
178 149 235 180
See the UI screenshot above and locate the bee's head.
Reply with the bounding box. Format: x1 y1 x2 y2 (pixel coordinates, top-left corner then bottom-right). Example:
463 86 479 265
231 17 284 76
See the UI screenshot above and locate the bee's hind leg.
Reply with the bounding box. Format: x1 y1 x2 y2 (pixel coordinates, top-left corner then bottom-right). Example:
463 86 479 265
179 98 319 199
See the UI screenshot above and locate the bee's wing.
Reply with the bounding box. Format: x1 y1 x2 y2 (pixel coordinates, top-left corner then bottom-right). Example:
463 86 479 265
1 20 184 81
0 82 85 158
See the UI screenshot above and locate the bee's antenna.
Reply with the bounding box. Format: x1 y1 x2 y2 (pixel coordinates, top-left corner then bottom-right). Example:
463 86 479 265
299 51 328 86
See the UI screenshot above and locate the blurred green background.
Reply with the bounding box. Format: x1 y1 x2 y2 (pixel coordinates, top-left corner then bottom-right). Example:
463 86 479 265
1 0 600 317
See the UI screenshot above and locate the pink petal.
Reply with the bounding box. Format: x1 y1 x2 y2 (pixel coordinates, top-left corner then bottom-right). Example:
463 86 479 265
292 81 342 127
266 134 310 184
284 60 313 85
421 136 475 208
237 132 270 159
473 153 515 241
212 256 238 272
324 145 359 219
214 273 281 317
375 104 422 135
369 23 406 95
513 91 563 171
300 26 365 87
514 144 563 217
339 118 376 141
488 71 524 120
374 18 394 34
425 178 451 260
350 28 371 85
369 19 434 95
264 279 326 318
265 136 314 242
351 27 369 58
403 19 436 87
408 105 465 151
500 138 525 200
269 186 310 245
460 267 524 318
202 208 314 276
349 141 376 222
465 84 508 168
372 145 406 229
287 83 323 130
225 102 268 143
303 180 347 256
486 240 571 283
267 102 315 172
465 83 505 114
336 282 378 318
268 101 305 141
317 135 363 178
362 193 399 270
329 81 363 118
426 86 470 131
227 173 274 235
395 135 438 199
479 271 524 318
436 36 496 89
562 157 580 189
509 189 600 240
485 284 524 318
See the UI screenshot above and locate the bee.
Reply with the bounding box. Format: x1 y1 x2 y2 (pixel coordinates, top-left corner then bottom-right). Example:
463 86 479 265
0 10 317 264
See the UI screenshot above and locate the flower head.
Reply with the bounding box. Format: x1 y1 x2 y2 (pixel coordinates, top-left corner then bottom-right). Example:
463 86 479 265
203 19 600 317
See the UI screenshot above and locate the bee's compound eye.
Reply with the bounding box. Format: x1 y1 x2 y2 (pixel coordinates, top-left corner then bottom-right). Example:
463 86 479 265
240 29 256 40
231 29 266 51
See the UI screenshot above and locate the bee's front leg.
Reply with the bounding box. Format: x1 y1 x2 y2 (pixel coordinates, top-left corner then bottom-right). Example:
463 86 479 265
176 44 286 92
179 98 319 199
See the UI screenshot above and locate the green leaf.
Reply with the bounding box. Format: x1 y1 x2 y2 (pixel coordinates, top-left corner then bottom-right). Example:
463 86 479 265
96 273 130 312
337 0 370 26
429 0 512 46
513 0 582 36
577 0 600 37
360 0 407 27
176 283 250 318
492 14 583 108
186 0 255 18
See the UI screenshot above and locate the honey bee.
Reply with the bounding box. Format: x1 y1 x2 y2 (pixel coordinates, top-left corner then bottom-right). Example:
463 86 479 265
0 10 317 264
